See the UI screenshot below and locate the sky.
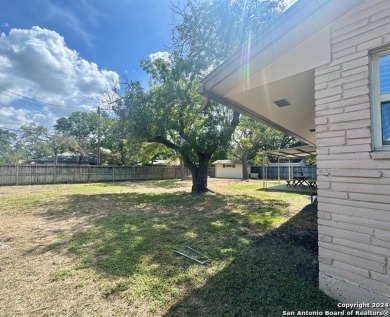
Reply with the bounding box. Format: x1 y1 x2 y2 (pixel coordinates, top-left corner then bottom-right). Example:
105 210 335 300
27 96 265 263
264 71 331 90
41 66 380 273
0 0 296 133
0 0 176 132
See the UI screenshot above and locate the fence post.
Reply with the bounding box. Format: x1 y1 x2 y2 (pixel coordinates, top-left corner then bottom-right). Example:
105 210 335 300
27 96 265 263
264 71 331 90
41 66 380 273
16 165 19 185
262 155 266 188
88 166 91 183
112 166 115 182
53 165 57 184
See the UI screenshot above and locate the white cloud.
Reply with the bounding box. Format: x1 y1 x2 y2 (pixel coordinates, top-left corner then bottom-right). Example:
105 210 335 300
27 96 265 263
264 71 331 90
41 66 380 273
149 51 171 63
0 106 31 130
0 26 119 130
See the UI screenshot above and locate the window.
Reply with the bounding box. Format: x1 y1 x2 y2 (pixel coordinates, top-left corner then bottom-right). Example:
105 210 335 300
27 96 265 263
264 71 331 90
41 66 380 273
222 164 235 168
372 49 390 149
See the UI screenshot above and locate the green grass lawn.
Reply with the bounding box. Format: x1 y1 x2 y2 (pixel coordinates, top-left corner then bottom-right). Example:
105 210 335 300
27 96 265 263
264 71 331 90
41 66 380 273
0 179 341 316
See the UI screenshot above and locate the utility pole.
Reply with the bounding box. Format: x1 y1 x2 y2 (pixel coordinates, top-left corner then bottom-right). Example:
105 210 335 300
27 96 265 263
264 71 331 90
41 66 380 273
97 106 101 166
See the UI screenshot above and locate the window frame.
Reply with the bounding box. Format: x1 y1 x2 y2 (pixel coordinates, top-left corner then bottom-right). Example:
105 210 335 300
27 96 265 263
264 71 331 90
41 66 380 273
222 164 236 168
371 48 390 150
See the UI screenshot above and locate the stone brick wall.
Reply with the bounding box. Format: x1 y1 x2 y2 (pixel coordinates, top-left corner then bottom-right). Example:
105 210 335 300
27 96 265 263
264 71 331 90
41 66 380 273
315 0 390 303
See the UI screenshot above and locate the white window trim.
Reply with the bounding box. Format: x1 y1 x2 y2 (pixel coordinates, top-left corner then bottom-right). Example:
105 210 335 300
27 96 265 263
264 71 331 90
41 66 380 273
371 48 390 151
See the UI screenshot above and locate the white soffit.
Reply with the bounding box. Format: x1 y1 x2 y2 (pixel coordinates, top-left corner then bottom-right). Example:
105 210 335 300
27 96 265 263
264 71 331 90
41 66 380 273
207 26 331 146
225 69 316 145
225 26 330 96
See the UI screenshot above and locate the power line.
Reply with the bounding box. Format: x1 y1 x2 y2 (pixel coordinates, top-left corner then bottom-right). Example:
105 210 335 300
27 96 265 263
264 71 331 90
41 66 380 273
0 86 88 110
1 91 66 109
0 127 24 133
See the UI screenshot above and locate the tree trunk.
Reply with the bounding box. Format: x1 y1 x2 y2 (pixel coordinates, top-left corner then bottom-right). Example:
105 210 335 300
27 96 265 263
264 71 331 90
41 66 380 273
241 148 249 180
54 150 58 167
189 165 208 194
180 157 185 181
180 151 210 194
120 143 126 166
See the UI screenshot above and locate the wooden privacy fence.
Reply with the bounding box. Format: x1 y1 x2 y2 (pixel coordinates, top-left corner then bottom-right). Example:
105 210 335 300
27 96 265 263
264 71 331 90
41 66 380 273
0 165 191 186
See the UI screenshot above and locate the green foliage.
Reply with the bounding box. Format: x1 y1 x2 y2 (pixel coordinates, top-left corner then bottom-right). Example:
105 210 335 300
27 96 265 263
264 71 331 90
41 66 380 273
53 110 137 165
48 133 80 165
55 111 100 140
139 142 177 165
230 115 303 177
54 111 100 156
234 115 302 154
304 155 317 166
9 123 82 164
0 129 17 163
18 123 52 158
171 0 285 72
97 119 139 165
115 58 239 192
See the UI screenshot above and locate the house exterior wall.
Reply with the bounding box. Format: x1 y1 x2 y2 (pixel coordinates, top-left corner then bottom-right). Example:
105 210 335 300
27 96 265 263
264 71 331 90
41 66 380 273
315 0 390 303
214 164 244 179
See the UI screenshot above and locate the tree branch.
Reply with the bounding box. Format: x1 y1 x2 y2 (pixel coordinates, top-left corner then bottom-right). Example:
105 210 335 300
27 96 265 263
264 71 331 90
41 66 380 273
150 136 181 152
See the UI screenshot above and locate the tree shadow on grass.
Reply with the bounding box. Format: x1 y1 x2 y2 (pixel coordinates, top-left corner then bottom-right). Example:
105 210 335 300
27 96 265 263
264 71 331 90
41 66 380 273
36 191 339 315
39 191 289 275
164 204 342 317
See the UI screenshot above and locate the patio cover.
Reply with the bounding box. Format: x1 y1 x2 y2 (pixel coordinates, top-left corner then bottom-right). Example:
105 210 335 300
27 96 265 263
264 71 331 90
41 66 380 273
262 145 316 188
265 145 316 159
200 0 365 146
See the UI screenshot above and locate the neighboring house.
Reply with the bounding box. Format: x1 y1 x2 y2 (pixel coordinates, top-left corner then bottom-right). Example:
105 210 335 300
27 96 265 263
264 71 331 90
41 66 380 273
201 0 390 304
152 159 180 166
30 152 97 165
212 160 250 179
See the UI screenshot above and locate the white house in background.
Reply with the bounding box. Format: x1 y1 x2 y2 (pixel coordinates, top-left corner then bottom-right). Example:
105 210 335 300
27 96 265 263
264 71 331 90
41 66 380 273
152 159 180 166
212 160 250 179
201 0 390 305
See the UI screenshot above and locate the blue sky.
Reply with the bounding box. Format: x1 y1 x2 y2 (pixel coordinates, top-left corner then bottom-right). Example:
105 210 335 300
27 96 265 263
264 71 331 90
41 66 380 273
0 0 175 131
0 0 175 80
0 0 296 132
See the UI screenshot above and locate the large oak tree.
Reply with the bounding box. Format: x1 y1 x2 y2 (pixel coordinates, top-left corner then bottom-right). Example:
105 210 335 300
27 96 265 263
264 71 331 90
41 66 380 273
115 58 239 193
116 0 284 193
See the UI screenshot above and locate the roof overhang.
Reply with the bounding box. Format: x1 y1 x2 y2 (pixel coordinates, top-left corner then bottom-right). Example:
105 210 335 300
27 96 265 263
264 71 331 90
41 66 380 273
200 0 366 146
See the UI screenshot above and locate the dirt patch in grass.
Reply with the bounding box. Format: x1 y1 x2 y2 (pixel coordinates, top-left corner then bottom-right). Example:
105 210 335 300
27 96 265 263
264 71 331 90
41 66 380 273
0 179 339 316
